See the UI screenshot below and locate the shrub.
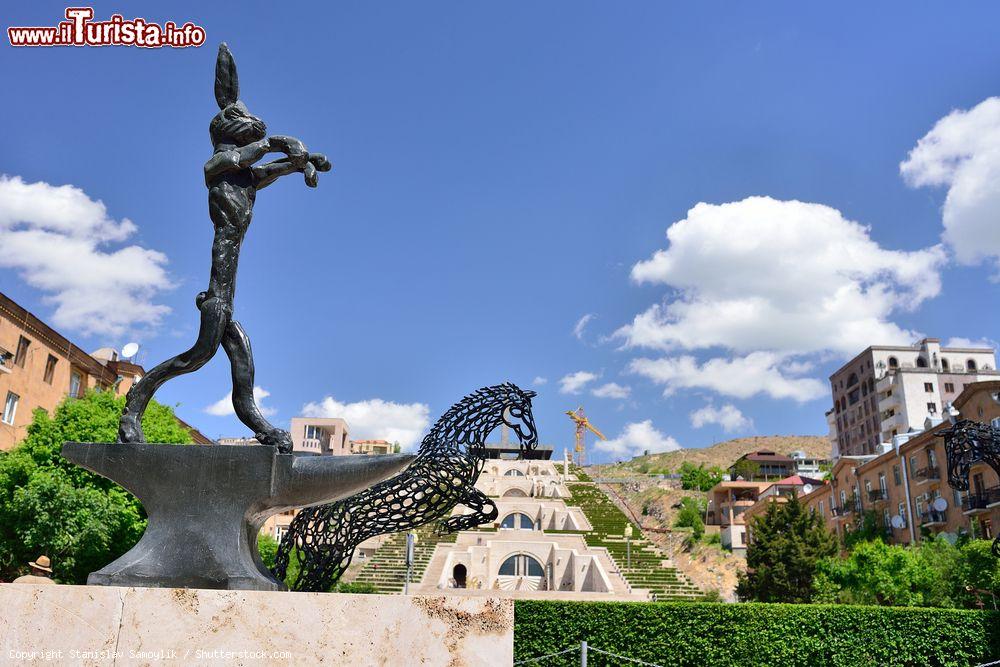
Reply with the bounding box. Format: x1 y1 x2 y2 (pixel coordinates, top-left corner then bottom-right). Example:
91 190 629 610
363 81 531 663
674 496 705 541
513 601 1000 666
678 462 723 492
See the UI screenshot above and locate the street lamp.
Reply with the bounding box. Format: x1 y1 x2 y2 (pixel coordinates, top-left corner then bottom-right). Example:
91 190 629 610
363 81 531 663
624 524 633 569
404 531 417 595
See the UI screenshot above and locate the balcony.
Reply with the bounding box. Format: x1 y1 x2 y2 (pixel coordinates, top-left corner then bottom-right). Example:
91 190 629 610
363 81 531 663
830 505 853 520
963 487 1000 515
921 510 947 527
912 466 940 485
868 489 888 503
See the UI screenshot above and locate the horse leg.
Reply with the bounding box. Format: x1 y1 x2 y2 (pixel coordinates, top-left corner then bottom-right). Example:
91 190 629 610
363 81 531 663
436 488 498 535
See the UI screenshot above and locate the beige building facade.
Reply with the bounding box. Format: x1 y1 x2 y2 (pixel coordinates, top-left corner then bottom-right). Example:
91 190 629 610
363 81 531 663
0 291 209 450
801 380 1000 544
829 338 997 457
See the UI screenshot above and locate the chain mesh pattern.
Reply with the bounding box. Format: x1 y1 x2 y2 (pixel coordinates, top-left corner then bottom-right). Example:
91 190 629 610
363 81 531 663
940 419 1000 556
271 382 538 591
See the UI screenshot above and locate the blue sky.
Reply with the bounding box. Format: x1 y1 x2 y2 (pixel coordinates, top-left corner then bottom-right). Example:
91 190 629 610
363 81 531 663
3 2 1000 462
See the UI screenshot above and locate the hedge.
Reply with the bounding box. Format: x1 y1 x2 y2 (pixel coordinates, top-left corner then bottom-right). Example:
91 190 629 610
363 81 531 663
514 601 1000 667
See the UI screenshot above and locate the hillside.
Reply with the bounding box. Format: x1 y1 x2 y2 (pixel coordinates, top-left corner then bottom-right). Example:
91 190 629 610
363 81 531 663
593 435 829 476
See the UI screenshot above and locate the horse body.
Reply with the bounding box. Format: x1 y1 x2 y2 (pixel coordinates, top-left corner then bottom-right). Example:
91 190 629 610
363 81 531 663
272 382 538 591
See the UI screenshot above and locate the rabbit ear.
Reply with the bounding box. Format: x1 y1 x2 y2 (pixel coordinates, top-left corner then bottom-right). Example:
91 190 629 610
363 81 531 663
214 42 239 108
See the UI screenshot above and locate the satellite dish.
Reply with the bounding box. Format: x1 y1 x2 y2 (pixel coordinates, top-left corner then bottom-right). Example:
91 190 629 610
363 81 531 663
802 484 814 495
932 497 948 512
121 342 140 359
890 515 904 529
942 532 958 545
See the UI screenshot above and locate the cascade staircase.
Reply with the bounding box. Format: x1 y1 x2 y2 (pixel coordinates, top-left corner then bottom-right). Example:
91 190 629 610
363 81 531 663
568 482 702 601
350 526 457 594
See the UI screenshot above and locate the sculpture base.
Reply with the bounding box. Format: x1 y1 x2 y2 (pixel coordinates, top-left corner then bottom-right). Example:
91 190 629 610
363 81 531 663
0 585 513 665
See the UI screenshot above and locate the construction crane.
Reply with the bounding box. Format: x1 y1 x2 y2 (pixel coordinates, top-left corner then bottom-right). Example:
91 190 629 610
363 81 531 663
565 407 606 467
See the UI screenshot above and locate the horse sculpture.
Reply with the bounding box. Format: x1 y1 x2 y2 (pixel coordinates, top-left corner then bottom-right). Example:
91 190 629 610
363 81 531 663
272 382 539 591
940 418 1000 556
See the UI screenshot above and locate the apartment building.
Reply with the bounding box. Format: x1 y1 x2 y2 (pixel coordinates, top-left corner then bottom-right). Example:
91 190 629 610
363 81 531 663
727 450 796 481
289 416 351 455
707 480 772 555
0 291 209 450
801 379 1000 544
351 439 396 455
829 338 998 457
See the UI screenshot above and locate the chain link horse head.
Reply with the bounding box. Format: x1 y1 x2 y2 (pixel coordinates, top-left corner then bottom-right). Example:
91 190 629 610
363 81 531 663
271 382 538 591
940 419 1000 557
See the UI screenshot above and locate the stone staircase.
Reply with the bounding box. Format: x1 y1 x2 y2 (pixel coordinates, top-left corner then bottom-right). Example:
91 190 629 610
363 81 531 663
568 483 702 601
350 526 457 594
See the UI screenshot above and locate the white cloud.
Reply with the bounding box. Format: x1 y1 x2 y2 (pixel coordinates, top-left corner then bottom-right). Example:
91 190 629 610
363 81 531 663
616 196 944 357
0 175 172 337
573 313 596 340
591 382 631 399
300 396 430 451
901 97 1000 269
532 376 548 386
945 337 994 349
629 352 827 402
690 403 753 433
559 371 599 395
595 420 681 458
205 386 277 418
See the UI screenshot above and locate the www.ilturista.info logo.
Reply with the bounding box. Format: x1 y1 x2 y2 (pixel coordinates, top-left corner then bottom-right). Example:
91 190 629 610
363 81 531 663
8 8 206 48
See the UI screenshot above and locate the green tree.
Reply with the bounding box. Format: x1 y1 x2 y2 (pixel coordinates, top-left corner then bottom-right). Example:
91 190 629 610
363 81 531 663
730 459 760 481
0 390 192 583
843 509 888 549
678 462 724 492
736 495 837 603
674 496 705 541
813 537 962 607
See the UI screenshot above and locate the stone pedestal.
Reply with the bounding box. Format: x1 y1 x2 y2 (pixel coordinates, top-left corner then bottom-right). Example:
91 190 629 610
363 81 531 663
0 585 513 666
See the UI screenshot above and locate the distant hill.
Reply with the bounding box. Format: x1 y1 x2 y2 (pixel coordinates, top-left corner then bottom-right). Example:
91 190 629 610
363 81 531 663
594 435 830 474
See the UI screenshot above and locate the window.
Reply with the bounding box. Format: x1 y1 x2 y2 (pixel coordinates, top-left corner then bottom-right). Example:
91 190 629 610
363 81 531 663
888 356 899 369
503 469 525 477
43 355 57 384
13 336 29 368
928 449 937 469
944 382 954 393
942 358 950 371
2 392 18 425
69 371 82 398
927 402 937 414
500 513 534 529
304 425 324 441
893 464 901 486
498 554 544 577
967 359 978 371
878 473 887 494
924 383 934 393
883 509 891 528
916 356 928 368
819 501 825 516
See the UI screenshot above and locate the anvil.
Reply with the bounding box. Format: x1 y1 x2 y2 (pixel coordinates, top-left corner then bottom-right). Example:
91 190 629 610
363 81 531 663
62 442 414 591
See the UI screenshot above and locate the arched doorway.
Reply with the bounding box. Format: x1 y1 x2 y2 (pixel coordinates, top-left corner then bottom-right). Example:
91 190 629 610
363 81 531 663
452 563 467 588
498 553 544 577
500 512 534 529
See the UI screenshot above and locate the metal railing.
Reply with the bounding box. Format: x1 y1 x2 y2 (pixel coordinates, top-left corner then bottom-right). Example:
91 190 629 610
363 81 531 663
921 510 947 525
868 489 887 502
912 466 940 482
962 487 1000 512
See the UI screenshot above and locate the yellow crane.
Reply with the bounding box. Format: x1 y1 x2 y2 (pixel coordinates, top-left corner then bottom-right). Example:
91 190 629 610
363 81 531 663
565 407 606 467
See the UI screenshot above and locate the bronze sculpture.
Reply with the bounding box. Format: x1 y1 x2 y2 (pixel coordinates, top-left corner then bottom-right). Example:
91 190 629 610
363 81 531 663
117 43 331 451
